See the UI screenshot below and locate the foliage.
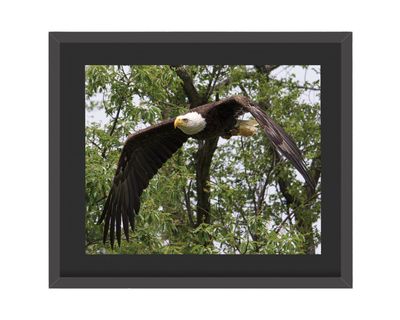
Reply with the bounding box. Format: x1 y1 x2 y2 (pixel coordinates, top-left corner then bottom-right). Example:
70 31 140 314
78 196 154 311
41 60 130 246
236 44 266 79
85 65 321 255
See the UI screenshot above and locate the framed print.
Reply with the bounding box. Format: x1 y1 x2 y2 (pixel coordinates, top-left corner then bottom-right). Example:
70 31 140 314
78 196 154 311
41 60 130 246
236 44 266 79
49 32 352 288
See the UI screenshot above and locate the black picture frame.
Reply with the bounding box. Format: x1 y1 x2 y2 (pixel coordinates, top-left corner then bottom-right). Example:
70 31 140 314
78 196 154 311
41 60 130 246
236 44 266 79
49 32 352 288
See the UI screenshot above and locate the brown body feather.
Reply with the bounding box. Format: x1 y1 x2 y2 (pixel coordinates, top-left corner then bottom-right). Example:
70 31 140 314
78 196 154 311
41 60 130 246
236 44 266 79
98 95 315 248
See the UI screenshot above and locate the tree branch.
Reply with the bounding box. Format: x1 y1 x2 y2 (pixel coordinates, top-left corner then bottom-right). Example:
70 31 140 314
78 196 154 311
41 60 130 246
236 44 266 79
101 102 123 158
275 149 321 254
172 66 205 107
255 65 280 76
256 163 274 216
183 181 195 227
205 66 223 100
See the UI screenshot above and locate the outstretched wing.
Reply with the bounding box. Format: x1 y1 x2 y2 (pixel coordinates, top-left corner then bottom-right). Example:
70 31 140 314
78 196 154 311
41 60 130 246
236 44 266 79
197 96 315 189
98 118 188 248
243 103 316 189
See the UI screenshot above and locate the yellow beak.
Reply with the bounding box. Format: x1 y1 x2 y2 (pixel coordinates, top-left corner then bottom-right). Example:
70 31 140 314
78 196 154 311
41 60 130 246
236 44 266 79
174 117 184 129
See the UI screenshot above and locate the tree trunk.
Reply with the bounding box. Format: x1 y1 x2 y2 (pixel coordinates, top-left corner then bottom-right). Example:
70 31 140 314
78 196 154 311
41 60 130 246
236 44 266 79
173 65 218 227
194 137 219 225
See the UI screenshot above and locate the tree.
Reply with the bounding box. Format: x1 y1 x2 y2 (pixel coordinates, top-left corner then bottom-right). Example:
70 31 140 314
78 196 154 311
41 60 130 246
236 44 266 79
85 65 321 255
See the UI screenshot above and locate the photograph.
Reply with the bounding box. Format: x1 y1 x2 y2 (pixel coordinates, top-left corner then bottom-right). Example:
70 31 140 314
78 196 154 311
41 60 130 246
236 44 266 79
85 65 321 255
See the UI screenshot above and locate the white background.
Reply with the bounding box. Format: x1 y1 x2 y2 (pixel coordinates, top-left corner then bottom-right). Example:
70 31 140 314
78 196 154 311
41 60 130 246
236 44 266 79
1 1 399 319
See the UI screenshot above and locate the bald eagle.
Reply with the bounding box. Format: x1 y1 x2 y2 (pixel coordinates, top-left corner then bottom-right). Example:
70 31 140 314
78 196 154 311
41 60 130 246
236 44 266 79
98 95 315 247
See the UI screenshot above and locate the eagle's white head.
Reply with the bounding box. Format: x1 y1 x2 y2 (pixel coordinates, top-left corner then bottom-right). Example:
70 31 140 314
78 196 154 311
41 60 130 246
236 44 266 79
174 112 206 135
